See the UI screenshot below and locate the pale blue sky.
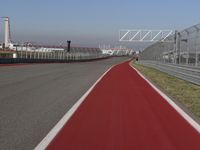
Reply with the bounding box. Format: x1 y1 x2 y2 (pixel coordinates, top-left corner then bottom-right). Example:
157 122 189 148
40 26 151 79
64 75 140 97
0 0 200 48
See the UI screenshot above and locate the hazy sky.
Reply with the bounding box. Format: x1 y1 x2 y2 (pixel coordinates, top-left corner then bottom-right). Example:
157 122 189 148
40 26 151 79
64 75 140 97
1 0 200 48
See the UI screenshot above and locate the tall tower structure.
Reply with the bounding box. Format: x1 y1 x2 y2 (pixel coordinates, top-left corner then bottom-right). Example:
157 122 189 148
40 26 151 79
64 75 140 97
2 17 11 48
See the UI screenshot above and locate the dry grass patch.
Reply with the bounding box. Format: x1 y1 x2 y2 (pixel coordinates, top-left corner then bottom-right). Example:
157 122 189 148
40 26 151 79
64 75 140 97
132 61 200 118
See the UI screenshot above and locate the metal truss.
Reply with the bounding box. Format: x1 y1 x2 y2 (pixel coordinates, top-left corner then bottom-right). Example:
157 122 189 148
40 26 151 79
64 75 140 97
119 30 173 42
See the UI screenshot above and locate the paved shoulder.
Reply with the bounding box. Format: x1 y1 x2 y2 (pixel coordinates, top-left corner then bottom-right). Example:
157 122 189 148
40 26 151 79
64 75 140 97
0 57 127 150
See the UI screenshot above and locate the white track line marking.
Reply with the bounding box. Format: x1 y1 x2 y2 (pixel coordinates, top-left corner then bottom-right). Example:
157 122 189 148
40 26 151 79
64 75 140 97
130 63 200 133
34 66 113 150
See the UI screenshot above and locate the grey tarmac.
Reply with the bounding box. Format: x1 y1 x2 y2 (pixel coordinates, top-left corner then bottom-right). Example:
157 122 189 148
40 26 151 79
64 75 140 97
0 57 128 150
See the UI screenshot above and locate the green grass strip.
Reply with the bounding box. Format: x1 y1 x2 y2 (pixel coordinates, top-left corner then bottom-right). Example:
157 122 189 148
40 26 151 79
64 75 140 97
132 61 200 118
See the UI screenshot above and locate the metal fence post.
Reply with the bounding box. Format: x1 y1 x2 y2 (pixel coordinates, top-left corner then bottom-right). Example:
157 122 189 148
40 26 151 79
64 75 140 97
195 30 199 66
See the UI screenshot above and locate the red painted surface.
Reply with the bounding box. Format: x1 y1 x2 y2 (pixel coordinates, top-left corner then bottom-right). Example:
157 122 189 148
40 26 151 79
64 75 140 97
0 50 15 53
47 61 200 150
0 64 29 67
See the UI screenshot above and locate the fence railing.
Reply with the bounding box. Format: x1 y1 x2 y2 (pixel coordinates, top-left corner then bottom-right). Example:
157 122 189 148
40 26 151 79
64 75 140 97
139 24 200 85
139 61 200 85
140 24 200 67
0 46 109 63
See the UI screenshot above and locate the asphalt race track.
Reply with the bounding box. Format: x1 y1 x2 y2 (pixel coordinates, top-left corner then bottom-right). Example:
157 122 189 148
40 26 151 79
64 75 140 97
0 57 128 150
47 61 200 150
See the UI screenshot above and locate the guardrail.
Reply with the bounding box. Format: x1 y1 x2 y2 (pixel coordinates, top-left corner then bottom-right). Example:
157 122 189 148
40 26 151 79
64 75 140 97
139 60 200 85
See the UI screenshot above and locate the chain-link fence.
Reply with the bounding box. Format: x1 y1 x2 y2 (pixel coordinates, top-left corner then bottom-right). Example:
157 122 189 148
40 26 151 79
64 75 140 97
139 24 200 85
140 24 200 66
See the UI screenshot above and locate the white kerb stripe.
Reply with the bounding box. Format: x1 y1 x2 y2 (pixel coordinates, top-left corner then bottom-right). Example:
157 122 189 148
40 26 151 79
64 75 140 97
130 64 200 133
34 66 113 150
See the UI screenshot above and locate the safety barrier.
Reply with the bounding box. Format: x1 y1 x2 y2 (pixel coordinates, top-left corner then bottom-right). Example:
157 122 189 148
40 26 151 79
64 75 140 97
139 60 200 85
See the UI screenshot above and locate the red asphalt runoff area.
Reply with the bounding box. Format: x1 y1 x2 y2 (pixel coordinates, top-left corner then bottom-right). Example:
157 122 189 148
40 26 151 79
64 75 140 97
47 61 200 150
0 64 28 67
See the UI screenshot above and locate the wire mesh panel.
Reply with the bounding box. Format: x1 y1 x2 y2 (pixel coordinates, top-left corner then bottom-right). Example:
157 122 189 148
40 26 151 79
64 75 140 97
140 24 200 66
